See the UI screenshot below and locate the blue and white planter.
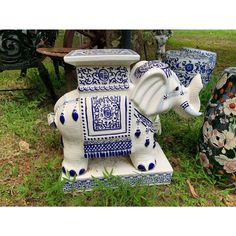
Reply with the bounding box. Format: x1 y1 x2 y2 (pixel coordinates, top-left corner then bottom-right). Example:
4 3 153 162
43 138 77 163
181 47 217 68
164 49 217 87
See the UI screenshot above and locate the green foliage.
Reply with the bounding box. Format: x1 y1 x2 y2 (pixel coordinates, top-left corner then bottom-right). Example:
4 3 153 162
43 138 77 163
143 31 155 46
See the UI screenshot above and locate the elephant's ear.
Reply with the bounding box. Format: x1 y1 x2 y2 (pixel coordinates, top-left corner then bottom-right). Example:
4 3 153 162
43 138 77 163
130 68 168 116
130 60 147 84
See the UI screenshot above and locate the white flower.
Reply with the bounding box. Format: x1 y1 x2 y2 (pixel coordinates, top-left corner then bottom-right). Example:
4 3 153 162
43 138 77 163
219 118 228 124
208 148 213 156
216 73 228 89
219 106 224 114
209 101 218 108
203 121 213 143
224 98 236 116
210 112 216 120
209 129 226 148
222 130 236 150
215 154 236 173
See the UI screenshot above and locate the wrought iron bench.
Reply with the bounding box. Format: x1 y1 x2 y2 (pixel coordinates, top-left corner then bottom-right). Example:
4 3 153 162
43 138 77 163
0 30 58 100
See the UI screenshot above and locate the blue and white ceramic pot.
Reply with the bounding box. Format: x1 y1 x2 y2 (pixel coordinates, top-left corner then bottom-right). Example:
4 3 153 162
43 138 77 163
164 49 216 87
181 47 217 81
181 47 217 66
199 68 236 185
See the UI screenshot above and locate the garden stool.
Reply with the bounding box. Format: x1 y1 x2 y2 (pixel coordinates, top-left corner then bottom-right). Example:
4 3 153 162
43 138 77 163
0 30 58 101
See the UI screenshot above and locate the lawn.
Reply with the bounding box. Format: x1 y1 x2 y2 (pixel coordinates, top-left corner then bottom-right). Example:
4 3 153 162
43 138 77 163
0 30 236 206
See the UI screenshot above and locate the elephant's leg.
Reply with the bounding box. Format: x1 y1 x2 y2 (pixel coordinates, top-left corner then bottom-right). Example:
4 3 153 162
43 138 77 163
130 129 158 171
130 148 157 172
61 139 88 177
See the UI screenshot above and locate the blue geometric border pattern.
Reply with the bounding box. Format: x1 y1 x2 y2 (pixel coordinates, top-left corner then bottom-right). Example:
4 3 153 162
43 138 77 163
63 172 173 191
77 66 129 92
80 95 132 158
83 138 132 158
134 108 155 132
69 49 137 56
81 96 131 139
134 60 172 79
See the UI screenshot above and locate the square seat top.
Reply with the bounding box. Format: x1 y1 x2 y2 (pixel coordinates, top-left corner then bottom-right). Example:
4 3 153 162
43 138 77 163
64 49 140 66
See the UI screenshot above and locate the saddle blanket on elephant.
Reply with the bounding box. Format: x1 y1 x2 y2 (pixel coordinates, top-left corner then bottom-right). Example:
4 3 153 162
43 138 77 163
80 95 132 158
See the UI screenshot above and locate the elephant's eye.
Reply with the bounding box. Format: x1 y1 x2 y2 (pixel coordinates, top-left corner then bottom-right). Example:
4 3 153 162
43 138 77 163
175 86 179 91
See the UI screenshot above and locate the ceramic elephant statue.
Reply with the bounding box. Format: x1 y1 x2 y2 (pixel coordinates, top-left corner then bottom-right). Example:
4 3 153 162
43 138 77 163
48 50 203 178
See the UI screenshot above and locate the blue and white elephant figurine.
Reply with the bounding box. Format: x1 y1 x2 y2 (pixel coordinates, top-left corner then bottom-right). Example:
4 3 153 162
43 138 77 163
48 49 203 178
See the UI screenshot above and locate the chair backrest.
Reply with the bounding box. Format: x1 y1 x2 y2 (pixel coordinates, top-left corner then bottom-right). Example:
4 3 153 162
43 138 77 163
0 30 58 71
63 30 106 49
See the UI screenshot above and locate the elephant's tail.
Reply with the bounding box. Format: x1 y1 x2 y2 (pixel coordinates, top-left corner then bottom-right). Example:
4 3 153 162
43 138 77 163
47 112 57 129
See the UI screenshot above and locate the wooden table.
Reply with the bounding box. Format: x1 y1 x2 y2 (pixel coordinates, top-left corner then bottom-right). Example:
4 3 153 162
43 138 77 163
36 47 77 91
36 30 132 92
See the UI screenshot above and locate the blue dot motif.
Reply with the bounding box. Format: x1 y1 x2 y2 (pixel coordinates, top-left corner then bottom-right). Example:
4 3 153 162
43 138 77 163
72 109 79 121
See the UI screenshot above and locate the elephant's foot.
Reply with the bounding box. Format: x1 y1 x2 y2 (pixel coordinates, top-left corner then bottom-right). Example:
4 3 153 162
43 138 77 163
130 152 157 172
62 157 88 178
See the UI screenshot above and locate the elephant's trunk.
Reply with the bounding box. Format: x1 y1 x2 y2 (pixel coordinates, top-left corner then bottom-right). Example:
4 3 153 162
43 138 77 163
173 73 203 118
181 102 202 116
174 101 202 118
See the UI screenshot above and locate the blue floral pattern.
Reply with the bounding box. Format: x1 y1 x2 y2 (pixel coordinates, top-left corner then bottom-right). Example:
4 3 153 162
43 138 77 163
77 66 129 91
164 49 216 86
134 60 172 79
63 172 173 191
181 47 217 68
80 95 132 158
67 48 137 56
91 96 121 131
185 63 194 72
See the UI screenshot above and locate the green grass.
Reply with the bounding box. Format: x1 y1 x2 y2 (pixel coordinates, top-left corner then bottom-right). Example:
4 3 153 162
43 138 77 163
0 30 236 206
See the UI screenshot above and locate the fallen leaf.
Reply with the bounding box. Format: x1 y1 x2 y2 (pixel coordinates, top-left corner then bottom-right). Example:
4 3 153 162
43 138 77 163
34 119 42 125
163 136 175 145
111 39 120 48
170 156 180 167
222 197 230 206
186 179 199 198
19 140 30 152
222 195 236 206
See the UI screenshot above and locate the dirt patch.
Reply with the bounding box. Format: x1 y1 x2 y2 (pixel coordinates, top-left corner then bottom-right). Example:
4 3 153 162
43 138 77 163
0 133 33 185
0 131 62 187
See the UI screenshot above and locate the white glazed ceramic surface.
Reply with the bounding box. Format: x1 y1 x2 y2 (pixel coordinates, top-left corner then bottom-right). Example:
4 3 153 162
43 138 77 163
48 49 204 188
63 143 173 191
64 49 140 66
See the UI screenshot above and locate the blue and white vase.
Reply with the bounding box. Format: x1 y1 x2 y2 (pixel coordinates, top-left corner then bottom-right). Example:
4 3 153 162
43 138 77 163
164 49 217 87
199 67 236 185
181 47 217 67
